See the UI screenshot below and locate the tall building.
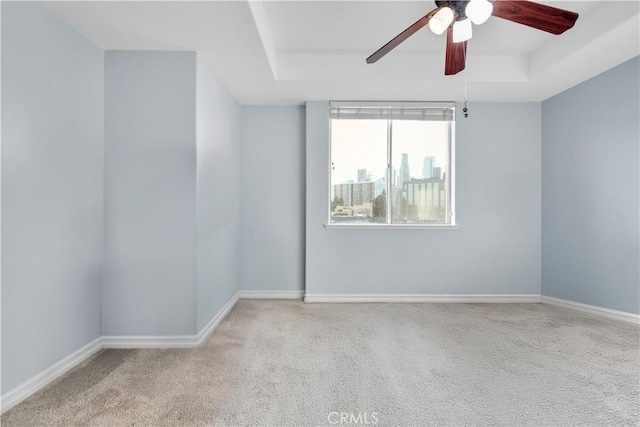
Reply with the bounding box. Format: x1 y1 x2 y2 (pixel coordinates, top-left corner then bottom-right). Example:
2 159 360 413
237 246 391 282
422 156 436 179
400 177 446 223
399 153 410 186
352 182 375 206
432 167 442 179
332 181 375 207
333 183 353 207
374 177 386 197
357 169 371 183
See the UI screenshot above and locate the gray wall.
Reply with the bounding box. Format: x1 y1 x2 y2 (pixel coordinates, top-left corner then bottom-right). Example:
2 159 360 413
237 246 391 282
1 2 104 393
542 57 640 314
104 51 197 335
240 106 306 292
306 102 542 295
196 57 242 330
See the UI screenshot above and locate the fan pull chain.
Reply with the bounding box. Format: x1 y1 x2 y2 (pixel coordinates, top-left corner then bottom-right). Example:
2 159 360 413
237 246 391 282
463 42 469 118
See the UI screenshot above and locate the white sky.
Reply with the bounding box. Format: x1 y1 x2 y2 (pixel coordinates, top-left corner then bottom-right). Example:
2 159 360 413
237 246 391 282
331 119 449 185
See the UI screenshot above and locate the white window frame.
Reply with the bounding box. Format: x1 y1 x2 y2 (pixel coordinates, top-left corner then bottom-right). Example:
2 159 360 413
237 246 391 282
326 101 458 229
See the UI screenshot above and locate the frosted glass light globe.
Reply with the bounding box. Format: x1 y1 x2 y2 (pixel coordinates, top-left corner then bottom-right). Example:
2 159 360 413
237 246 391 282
428 7 455 35
466 0 493 25
453 19 473 43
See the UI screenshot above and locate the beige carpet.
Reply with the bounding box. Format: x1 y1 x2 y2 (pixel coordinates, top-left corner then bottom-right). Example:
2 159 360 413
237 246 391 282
3 300 639 426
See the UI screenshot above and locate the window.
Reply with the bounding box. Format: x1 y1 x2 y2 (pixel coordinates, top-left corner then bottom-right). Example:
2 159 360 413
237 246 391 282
329 101 455 226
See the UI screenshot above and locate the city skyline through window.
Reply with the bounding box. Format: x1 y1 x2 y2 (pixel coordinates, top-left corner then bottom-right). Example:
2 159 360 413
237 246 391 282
330 103 454 225
331 120 448 185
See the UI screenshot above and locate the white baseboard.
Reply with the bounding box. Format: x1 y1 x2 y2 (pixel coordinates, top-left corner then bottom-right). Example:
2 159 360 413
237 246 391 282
97 291 303 349
101 334 200 349
196 291 241 345
1 337 103 414
238 290 304 299
304 293 542 303
541 296 640 325
102 291 242 349
1 289 297 413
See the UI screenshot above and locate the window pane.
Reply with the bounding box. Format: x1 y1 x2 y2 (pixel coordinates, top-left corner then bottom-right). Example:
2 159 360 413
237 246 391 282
330 119 388 224
390 120 449 224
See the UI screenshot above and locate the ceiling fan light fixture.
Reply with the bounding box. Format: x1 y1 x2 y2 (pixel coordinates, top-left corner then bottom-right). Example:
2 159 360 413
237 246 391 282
365 0 579 76
453 18 472 43
428 6 454 35
465 0 493 25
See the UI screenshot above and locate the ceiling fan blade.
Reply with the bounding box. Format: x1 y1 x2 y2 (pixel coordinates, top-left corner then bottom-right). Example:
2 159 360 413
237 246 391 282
445 27 466 76
492 0 578 35
366 8 438 64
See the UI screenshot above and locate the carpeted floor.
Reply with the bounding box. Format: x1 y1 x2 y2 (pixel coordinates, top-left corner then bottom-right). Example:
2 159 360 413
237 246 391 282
3 300 639 426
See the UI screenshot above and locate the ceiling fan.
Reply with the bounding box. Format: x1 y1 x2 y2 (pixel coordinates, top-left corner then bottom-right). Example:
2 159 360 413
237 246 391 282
366 0 579 75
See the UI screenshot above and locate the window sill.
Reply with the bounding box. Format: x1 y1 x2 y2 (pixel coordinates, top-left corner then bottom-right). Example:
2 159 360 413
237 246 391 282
324 224 459 230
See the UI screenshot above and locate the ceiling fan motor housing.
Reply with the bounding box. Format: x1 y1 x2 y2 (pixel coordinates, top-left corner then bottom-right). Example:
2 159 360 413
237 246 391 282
435 0 470 21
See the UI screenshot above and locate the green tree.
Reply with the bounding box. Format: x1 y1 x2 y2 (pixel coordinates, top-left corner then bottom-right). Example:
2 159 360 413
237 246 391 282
332 196 344 210
372 190 386 219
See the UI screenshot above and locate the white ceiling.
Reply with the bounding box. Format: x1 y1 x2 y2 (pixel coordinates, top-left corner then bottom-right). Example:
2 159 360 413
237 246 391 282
46 1 640 105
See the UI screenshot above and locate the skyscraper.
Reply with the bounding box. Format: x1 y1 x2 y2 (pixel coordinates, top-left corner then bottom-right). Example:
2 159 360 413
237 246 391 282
357 169 371 182
399 153 410 186
422 156 436 179
432 167 442 179
374 177 386 197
